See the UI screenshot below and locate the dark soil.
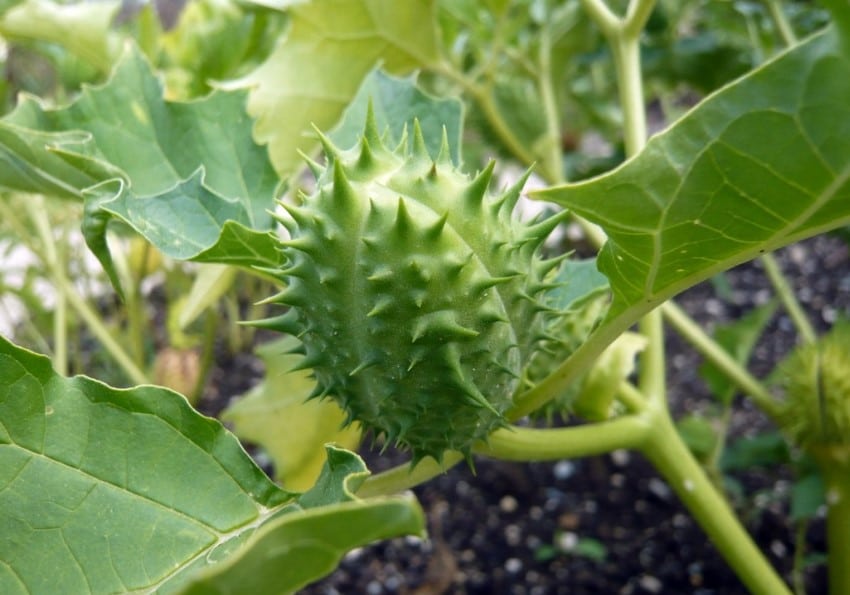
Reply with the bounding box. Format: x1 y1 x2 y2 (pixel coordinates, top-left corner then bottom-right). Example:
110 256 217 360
209 234 849 595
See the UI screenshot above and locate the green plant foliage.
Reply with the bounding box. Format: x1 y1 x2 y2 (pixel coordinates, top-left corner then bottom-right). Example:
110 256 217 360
260 114 568 463
0 337 423 594
538 27 850 326
0 0 122 73
222 337 361 491
330 68 464 165
774 322 850 448
0 44 282 291
228 0 440 176
0 334 290 593
700 300 777 405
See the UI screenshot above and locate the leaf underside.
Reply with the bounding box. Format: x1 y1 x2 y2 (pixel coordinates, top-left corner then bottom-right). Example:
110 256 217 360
537 27 850 325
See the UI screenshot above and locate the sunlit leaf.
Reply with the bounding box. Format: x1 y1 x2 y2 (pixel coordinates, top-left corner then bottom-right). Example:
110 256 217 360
222 337 361 492
227 0 440 176
0 0 122 72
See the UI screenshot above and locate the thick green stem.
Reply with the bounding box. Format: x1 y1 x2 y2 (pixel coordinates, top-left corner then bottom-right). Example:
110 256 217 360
642 410 792 595
357 452 464 498
813 448 850 595
479 416 649 461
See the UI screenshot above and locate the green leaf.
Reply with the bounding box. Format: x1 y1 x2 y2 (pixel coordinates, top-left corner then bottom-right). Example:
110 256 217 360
178 493 425 595
0 45 283 288
0 337 424 594
790 471 825 521
0 0 122 72
721 431 790 472
228 0 440 176
537 28 850 327
222 337 361 492
0 334 291 594
176 446 425 594
699 300 777 405
329 68 464 165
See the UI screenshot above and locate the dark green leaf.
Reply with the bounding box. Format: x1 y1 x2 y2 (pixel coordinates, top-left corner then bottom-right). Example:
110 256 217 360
699 301 777 405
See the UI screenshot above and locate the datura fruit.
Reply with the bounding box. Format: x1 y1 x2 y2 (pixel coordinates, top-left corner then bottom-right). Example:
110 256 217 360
774 322 850 450
258 113 569 464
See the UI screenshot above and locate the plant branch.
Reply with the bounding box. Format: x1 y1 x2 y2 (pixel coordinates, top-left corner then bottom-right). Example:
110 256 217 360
19 198 149 385
662 301 781 420
537 26 566 184
761 252 817 344
479 416 649 461
813 448 850 595
642 410 793 595
765 0 798 46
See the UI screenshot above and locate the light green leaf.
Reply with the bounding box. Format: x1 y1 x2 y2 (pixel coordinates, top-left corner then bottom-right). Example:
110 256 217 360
329 68 464 165
178 493 425 595
222 337 361 492
228 0 440 176
0 45 283 288
537 28 850 326
0 0 122 72
572 331 647 421
0 334 292 594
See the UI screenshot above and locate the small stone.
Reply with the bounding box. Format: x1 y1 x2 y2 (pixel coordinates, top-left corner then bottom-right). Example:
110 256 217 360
639 574 663 593
647 478 672 501
504 524 522 546
611 449 631 466
505 557 523 574
500 495 519 513
553 460 576 480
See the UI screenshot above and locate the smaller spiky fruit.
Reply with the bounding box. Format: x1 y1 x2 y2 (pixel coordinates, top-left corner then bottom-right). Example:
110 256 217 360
258 114 568 464
775 322 850 449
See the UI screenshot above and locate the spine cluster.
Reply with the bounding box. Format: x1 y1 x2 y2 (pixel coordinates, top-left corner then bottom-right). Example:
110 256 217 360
259 113 568 463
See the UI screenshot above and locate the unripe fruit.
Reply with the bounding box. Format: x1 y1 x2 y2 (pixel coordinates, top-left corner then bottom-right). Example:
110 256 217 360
775 322 850 450
258 113 568 464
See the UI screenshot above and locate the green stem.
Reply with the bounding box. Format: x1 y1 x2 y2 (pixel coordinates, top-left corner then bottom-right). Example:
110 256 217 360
20 198 148 385
761 252 817 344
357 452 464 498
662 301 781 420
24 197 67 374
792 519 809 595
642 410 792 595
813 448 850 595
537 26 566 184
480 416 649 461
765 0 798 46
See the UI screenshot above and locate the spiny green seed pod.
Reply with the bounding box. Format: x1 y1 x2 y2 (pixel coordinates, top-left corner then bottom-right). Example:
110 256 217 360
257 113 568 464
774 322 850 450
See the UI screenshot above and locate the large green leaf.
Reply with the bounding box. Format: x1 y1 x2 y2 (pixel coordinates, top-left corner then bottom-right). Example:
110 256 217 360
222 337 361 492
228 0 440 176
0 45 282 289
0 337 424 594
537 27 850 325
329 68 464 165
0 335 290 593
